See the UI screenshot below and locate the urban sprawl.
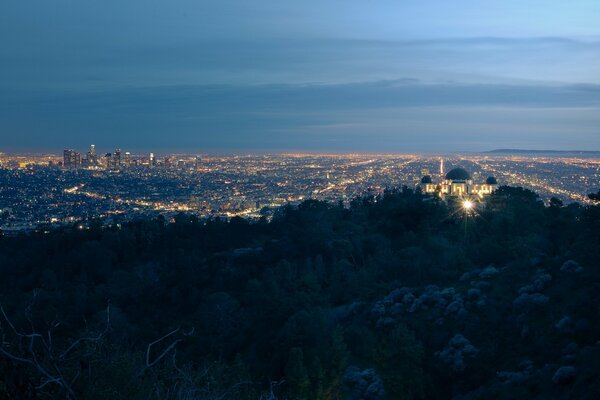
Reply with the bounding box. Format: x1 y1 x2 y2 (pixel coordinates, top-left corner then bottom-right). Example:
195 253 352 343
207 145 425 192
1 145 599 235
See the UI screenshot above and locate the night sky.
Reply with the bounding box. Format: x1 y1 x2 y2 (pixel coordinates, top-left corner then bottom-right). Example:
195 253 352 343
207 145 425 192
1 1 599 153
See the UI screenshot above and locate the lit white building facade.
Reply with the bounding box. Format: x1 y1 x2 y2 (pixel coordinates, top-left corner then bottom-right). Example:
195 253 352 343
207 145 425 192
421 168 497 197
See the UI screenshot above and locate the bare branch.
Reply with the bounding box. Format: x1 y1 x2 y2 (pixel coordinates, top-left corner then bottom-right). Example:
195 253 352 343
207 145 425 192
58 302 110 360
145 328 180 367
35 377 63 391
0 304 43 341
0 346 35 365
182 326 195 336
0 302 110 400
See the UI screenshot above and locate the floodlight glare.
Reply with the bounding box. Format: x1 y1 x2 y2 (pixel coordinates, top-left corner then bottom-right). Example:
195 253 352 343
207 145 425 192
462 200 473 210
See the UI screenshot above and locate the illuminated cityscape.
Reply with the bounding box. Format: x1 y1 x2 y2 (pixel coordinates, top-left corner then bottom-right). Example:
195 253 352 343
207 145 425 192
2 0 600 397
1 147 599 235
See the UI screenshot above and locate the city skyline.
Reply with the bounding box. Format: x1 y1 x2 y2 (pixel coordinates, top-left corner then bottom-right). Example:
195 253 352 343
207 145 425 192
2 151 598 236
5 144 600 157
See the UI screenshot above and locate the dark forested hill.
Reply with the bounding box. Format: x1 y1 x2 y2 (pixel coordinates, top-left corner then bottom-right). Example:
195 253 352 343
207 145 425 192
0 186 599 399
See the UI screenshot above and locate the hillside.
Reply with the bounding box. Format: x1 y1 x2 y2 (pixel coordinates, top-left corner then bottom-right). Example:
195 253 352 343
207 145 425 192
0 186 599 399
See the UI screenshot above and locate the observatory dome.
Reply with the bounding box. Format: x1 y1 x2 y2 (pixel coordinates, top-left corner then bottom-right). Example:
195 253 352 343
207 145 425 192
445 168 471 181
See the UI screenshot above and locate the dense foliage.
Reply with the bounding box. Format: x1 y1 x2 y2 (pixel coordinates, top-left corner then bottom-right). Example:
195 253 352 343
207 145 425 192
0 186 599 399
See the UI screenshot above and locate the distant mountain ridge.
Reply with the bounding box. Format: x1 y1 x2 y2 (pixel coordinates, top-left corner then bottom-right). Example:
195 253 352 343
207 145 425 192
485 149 600 157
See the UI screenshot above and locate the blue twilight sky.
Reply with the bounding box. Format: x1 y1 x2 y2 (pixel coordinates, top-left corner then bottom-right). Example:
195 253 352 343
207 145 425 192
1 0 599 153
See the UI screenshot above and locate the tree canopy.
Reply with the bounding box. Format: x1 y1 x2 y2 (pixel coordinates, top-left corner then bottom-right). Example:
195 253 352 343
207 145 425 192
0 186 599 399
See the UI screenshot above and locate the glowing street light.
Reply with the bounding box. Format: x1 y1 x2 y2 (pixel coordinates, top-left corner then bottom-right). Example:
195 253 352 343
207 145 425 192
462 200 474 211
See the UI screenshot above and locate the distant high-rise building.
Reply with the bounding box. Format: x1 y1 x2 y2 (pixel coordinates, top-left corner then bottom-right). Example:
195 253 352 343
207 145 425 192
63 149 81 168
115 149 122 167
103 153 112 169
89 144 97 166
194 156 202 168
149 152 156 166
124 152 131 167
63 149 70 167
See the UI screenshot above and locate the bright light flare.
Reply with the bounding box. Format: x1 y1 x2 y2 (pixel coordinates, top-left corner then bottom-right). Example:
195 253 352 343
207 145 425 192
462 200 474 210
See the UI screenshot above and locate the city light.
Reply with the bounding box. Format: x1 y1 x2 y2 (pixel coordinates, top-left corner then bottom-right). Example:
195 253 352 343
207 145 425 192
1 150 598 236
